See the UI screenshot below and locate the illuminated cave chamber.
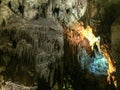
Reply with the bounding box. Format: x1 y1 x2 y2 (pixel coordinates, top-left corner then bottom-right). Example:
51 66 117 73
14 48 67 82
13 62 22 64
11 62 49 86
69 22 109 75
0 0 119 90
65 22 116 89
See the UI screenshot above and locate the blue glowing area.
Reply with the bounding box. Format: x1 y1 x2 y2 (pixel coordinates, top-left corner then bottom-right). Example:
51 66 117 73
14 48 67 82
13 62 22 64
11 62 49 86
77 48 108 75
89 51 108 75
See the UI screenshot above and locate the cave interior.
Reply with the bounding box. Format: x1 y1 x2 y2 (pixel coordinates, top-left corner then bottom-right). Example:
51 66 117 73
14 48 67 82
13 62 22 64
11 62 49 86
0 0 120 90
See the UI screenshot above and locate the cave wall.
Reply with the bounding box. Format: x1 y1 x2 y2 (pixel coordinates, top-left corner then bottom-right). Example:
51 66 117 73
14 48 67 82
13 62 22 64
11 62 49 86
0 16 64 90
111 18 120 90
0 0 120 90
0 0 87 27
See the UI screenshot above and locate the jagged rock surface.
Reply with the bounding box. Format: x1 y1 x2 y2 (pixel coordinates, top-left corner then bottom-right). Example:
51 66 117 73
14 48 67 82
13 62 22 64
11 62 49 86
0 0 119 90
0 0 87 27
0 16 64 90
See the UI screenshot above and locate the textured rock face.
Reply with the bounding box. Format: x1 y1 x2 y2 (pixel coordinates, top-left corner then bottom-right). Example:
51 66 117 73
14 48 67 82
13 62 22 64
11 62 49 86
0 4 13 27
0 0 87 89
0 0 119 90
0 16 64 89
2 81 37 90
111 18 120 90
64 22 111 90
0 0 87 27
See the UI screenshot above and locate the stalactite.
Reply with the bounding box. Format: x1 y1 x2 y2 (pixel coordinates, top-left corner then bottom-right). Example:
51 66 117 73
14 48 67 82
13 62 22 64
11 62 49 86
49 66 55 88
16 39 34 65
0 0 118 90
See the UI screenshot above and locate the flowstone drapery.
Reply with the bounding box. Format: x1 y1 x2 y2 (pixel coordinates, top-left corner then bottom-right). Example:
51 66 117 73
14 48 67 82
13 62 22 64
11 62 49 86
0 16 64 90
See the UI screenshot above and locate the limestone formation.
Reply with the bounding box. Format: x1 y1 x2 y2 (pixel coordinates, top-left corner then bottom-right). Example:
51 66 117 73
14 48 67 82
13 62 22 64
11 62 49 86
0 16 64 90
0 0 119 90
0 0 87 27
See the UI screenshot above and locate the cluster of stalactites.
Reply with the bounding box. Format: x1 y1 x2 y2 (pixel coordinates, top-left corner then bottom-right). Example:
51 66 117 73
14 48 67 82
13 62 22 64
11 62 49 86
0 0 87 27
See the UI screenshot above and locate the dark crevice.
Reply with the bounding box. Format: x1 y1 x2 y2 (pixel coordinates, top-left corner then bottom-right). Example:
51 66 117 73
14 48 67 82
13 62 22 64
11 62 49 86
0 0 2 4
18 5 24 17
